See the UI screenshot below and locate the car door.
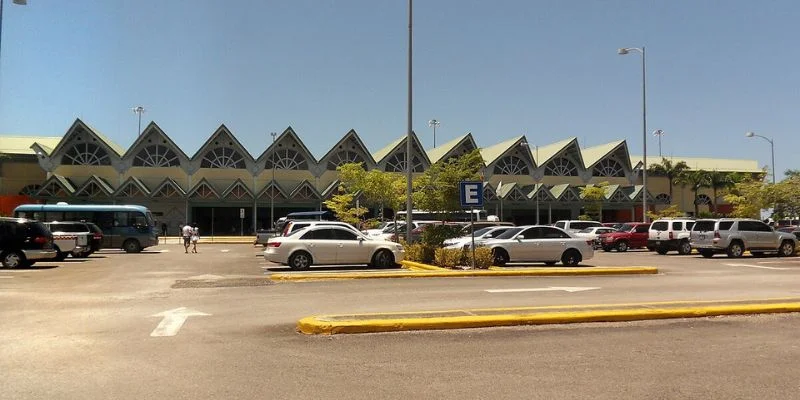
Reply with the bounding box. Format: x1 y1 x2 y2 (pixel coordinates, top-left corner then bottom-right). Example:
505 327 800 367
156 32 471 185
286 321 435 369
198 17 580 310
736 221 762 249
507 227 541 261
632 224 650 247
332 228 371 265
537 227 571 261
299 228 337 264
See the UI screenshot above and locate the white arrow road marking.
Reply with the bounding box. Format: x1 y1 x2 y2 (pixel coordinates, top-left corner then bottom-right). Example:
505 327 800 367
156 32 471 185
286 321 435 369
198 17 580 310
0 276 13 279
158 249 171 253
725 263 790 270
220 249 230 253
485 286 600 293
150 307 211 337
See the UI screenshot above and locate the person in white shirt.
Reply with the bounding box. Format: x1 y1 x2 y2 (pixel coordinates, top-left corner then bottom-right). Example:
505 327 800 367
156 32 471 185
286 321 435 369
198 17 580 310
190 222 199 253
181 223 193 254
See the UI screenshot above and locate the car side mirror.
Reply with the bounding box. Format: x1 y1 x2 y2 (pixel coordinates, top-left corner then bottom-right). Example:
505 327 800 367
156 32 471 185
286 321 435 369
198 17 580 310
358 236 365 241
517 235 525 240
485 233 493 238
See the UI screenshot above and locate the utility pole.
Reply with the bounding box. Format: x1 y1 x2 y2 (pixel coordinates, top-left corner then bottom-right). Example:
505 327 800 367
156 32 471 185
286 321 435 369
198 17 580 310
132 106 146 136
428 119 440 148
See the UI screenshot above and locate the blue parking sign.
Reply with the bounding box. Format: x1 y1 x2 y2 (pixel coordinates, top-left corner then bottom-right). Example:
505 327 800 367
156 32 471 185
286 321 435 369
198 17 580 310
459 181 483 208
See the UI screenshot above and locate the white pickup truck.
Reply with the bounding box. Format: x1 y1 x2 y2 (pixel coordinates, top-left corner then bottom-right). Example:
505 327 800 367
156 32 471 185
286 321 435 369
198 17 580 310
44 222 92 261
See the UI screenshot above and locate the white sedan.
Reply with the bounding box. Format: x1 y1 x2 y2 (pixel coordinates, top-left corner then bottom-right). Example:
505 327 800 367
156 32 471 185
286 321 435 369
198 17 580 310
574 227 617 248
264 225 405 270
484 225 594 266
443 226 516 249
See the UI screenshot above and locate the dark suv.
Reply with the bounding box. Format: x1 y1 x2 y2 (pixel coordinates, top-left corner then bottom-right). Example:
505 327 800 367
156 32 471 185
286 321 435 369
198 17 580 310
0 217 57 268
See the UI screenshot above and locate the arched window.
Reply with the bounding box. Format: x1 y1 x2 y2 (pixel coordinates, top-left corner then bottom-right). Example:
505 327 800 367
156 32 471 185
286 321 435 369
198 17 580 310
265 148 308 170
385 152 423 173
327 150 364 170
655 193 671 204
493 155 529 175
545 157 578 176
201 147 246 169
134 145 180 167
63 143 111 166
19 184 41 196
593 159 624 177
695 194 712 205
507 189 527 202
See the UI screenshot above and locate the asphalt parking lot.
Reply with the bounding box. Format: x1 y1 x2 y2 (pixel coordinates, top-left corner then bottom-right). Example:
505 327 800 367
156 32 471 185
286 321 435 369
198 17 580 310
4 243 800 399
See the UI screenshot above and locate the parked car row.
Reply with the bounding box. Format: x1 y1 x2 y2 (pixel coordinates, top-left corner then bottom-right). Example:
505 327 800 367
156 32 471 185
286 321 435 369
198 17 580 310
0 217 105 268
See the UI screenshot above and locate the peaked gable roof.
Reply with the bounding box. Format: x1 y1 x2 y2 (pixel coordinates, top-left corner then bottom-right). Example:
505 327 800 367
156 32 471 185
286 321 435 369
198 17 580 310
115 176 151 197
480 136 524 166
426 133 478 164
289 179 321 200
74 175 115 197
122 121 191 160
36 174 76 196
190 124 255 162
527 183 555 201
187 177 220 199
582 140 628 169
317 129 376 169
151 177 186 198
257 181 289 200
372 132 430 166
256 126 318 165
533 137 578 166
48 119 125 160
221 178 254 200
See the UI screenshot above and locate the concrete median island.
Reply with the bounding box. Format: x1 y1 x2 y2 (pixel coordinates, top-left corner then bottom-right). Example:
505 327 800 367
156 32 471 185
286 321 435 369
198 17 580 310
298 298 800 335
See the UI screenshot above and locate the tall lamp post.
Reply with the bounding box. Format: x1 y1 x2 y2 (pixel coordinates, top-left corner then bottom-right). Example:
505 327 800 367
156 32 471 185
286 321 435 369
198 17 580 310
652 129 665 158
0 0 28 78
618 46 648 222
428 119 440 148
269 131 277 230
745 131 775 184
132 106 146 136
405 0 413 243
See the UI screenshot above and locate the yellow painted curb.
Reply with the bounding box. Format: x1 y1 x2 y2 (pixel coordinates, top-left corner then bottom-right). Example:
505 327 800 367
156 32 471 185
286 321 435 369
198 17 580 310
270 266 658 282
400 260 448 271
297 300 800 335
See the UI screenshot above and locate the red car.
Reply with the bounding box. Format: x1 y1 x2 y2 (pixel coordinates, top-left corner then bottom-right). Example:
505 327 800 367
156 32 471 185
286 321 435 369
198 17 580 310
598 222 651 252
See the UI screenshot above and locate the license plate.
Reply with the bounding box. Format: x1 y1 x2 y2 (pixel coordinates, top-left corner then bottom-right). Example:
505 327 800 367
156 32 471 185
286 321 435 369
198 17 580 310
699 234 706 240
655 241 661 245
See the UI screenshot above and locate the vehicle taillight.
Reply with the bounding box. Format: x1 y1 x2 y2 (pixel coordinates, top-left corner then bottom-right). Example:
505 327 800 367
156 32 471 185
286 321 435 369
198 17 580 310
267 242 281 248
669 231 674 240
282 225 290 236
33 236 49 244
93 233 103 240
714 230 720 239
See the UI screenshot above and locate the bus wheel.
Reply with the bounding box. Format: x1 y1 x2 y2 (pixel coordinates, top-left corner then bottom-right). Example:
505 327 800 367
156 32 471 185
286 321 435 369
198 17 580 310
123 239 142 253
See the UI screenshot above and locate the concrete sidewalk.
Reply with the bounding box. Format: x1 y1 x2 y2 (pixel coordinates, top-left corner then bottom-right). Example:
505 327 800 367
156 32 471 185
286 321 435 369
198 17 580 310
297 297 800 334
160 235 257 244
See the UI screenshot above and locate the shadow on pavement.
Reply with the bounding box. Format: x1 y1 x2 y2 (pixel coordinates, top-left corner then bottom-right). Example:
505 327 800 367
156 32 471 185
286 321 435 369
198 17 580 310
266 264 401 272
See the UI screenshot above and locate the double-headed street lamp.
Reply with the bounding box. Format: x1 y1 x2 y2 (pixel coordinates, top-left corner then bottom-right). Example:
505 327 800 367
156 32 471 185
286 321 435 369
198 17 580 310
745 131 775 184
618 46 648 222
428 119 440 148
0 0 28 76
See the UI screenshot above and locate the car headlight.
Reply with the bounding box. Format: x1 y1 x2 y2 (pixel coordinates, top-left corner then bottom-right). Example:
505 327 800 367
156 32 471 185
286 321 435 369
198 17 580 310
395 245 404 251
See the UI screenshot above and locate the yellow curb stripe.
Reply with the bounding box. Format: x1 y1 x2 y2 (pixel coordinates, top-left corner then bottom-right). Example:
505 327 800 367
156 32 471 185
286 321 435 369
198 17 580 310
400 260 447 271
297 301 800 335
270 266 658 282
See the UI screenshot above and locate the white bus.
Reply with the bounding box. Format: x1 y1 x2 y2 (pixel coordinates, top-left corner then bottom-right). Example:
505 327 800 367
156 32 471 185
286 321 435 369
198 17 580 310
395 209 490 222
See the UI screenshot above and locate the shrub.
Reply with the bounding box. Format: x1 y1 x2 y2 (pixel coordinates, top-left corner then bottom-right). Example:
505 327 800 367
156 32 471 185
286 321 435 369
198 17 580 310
421 224 464 247
434 248 464 269
465 247 493 269
405 243 436 264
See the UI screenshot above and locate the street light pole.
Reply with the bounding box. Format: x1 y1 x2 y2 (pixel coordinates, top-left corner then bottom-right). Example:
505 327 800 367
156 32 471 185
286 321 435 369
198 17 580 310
405 0 413 243
270 131 277 229
652 129 665 158
132 106 145 136
0 0 28 81
745 131 775 184
428 119 440 148
618 46 648 222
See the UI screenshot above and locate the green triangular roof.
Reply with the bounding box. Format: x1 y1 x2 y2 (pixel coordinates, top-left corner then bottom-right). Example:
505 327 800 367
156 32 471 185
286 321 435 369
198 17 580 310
532 137 576 165
372 136 406 164
426 133 471 164
479 136 524 165
582 140 626 169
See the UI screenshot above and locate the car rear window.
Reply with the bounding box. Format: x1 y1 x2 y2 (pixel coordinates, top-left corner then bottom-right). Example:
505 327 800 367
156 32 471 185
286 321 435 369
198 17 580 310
28 222 51 237
718 221 734 230
693 221 716 232
571 222 601 230
495 227 523 240
651 221 668 231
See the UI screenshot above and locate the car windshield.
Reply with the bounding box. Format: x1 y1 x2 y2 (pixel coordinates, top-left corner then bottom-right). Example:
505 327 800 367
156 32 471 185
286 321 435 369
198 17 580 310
578 228 594 233
494 227 523 240
618 224 634 232
472 227 493 236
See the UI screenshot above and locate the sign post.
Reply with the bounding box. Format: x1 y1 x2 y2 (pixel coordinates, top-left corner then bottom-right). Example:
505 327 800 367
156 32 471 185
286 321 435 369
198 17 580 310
459 181 484 269
239 208 245 236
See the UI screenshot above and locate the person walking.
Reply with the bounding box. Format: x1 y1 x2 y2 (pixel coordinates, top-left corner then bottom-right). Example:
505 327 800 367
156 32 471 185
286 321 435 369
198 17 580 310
181 223 193 254
190 222 200 253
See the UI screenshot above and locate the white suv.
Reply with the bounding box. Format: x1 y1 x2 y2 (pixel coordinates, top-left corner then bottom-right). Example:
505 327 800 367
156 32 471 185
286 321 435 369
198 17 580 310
648 218 695 255
553 220 603 234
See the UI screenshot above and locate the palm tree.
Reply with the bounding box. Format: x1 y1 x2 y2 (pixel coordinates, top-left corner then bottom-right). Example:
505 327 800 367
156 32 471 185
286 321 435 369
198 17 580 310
676 170 711 216
707 171 734 215
647 158 690 204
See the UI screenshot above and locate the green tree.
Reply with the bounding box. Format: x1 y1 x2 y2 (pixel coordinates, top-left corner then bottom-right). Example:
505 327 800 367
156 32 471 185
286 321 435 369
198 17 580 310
707 171 735 215
785 169 800 179
647 158 690 203
646 204 685 221
770 175 800 222
579 182 608 221
323 190 368 226
412 149 484 219
723 178 768 218
675 170 711 217
336 162 407 240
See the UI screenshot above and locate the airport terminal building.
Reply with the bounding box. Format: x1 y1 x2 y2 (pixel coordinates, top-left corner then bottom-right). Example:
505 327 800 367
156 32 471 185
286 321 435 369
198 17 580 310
0 119 762 235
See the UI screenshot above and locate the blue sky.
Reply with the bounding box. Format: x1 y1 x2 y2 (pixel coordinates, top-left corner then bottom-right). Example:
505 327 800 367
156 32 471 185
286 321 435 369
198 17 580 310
1 0 798 176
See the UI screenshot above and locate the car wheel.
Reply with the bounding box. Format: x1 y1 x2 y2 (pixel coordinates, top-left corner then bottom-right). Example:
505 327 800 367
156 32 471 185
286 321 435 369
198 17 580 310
1 250 26 268
726 241 744 258
123 239 142 253
656 248 668 255
371 249 395 268
699 249 714 258
677 240 692 255
602 247 611 252
54 246 67 262
492 248 509 266
616 241 629 252
779 240 796 257
561 250 581 267
289 251 312 270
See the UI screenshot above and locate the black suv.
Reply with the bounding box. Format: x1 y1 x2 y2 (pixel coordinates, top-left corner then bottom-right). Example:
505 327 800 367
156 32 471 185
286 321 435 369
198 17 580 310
0 217 57 268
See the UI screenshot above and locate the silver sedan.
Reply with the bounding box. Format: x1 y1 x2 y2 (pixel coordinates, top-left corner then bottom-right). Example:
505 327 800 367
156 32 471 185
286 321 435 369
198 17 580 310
484 225 594 266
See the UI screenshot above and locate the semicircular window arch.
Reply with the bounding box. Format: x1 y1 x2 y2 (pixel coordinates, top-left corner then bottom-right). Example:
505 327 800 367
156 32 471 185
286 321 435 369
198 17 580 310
63 142 111 166
592 159 625 177
201 147 246 169
134 145 180 167
493 155 530 175
265 148 308 170
327 150 365 170
385 152 423 173
695 194 712 205
544 157 578 176
655 193 671 204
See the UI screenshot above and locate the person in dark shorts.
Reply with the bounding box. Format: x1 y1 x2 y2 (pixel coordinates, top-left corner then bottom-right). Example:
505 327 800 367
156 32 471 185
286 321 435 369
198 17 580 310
181 223 192 253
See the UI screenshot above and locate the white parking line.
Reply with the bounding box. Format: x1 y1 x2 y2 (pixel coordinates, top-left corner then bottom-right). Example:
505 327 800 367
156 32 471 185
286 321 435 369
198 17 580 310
220 249 230 253
0 276 13 279
725 263 790 270
757 261 800 265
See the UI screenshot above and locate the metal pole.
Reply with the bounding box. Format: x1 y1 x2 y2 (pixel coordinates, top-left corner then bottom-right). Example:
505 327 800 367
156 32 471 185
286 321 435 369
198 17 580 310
138 113 142 136
270 132 276 230
433 123 436 148
470 206 475 269
405 0 413 243
770 139 775 185
641 47 648 223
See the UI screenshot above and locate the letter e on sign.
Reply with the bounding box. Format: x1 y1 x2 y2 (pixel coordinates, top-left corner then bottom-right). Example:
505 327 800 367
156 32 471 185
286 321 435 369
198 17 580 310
459 181 484 208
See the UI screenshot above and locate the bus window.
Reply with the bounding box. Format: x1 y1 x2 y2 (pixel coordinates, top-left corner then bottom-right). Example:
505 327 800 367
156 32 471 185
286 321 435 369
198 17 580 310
114 212 130 227
97 212 115 230
64 211 94 222
131 212 148 228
